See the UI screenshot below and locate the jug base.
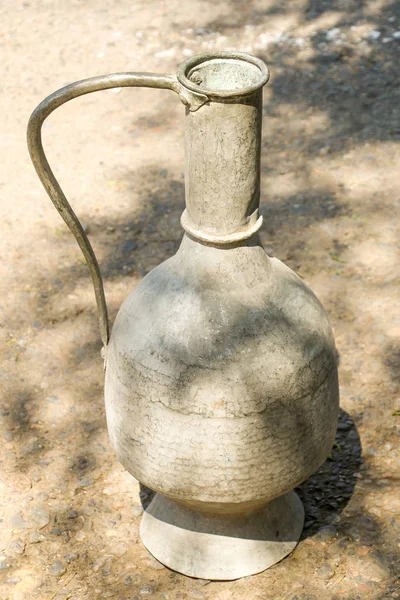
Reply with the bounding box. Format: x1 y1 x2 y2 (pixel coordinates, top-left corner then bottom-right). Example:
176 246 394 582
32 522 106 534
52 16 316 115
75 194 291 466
140 490 304 580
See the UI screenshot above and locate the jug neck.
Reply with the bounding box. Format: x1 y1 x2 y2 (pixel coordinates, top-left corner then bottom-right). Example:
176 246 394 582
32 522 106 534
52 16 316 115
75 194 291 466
181 92 263 245
177 53 269 246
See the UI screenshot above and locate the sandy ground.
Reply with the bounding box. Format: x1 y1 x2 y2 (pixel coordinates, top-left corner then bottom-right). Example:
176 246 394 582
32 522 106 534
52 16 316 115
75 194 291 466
1 1 399 599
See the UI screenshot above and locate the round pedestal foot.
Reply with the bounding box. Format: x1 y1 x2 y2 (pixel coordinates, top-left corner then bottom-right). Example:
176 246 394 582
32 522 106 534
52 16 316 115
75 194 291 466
140 491 304 580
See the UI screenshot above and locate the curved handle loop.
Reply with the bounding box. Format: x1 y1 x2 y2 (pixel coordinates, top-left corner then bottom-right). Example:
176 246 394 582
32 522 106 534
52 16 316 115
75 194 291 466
27 72 207 351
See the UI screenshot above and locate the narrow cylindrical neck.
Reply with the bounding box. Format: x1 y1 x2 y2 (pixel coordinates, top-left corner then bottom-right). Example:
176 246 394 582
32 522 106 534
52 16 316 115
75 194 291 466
181 91 263 244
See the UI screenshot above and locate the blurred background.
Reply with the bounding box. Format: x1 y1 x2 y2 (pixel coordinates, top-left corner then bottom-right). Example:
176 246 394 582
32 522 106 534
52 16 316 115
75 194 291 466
0 1 399 599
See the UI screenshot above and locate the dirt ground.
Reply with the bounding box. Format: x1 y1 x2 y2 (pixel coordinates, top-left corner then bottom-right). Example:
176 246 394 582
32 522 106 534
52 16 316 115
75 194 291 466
1 0 399 599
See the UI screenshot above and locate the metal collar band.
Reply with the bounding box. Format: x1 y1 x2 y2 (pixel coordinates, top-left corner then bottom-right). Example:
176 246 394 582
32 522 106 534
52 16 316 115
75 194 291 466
181 210 263 245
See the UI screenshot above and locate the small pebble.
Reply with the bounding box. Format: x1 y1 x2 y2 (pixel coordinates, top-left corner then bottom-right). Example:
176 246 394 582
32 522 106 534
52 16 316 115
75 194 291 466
36 457 52 466
368 30 381 40
8 539 26 555
110 541 128 557
77 478 94 488
67 509 79 519
29 532 45 544
188 589 208 599
20 437 42 456
36 492 49 500
64 552 79 564
4 576 19 585
326 28 341 41
48 560 66 577
47 395 60 403
27 507 50 529
9 511 31 529
348 530 361 542
93 556 112 572
304 519 316 529
392 31 400 38
0 559 10 570
315 525 337 542
132 505 144 518
316 563 335 579
337 422 351 431
140 586 155 595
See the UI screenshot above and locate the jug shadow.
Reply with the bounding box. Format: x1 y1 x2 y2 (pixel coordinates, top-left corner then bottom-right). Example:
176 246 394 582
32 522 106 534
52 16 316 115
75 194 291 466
296 406 362 539
139 407 362 542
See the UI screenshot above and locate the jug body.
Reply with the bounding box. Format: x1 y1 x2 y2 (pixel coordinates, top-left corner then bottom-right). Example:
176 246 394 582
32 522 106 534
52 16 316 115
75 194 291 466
105 233 338 512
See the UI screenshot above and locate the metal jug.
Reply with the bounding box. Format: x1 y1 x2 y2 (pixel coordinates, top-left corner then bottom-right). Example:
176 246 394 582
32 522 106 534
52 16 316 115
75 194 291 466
28 52 339 580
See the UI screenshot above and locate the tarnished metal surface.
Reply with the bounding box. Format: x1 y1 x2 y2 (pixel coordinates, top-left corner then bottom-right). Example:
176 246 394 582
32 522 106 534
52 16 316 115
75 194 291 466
28 52 338 580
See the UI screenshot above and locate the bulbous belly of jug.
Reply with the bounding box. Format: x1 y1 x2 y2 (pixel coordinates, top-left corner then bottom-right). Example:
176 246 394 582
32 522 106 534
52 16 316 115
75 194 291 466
104 235 339 510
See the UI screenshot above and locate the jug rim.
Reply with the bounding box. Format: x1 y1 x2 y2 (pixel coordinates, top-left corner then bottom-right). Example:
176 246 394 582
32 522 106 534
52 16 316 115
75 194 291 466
177 51 270 100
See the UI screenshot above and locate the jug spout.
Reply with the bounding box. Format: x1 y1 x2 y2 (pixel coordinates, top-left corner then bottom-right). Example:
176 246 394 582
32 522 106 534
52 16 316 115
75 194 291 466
177 52 269 244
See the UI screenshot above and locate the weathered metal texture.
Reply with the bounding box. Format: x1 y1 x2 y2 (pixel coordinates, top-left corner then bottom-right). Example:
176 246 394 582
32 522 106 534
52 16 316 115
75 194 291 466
182 94 263 242
178 53 268 243
105 234 338 507
28 52 339 580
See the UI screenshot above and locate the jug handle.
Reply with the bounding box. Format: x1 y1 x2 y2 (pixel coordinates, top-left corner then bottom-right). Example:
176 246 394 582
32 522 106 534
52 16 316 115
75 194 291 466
27 72 208 356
